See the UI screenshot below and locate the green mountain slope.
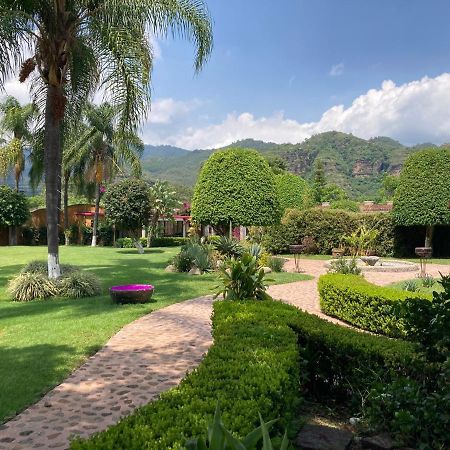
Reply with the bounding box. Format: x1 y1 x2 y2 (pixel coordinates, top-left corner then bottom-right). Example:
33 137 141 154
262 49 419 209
141 133 433 199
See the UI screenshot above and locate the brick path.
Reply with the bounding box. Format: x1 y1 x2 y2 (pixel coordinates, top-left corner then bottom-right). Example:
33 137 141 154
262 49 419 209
0 296 213 450
1 258 448 449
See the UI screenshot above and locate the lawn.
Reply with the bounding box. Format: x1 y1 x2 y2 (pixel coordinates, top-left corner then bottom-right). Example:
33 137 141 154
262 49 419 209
388 277 444 295
0 245 311 423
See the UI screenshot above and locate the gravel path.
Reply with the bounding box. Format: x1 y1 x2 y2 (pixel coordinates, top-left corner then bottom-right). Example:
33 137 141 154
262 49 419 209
1 258 448 449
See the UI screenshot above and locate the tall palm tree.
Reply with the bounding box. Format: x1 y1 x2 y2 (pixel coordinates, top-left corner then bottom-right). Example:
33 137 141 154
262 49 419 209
0 96 36 191
0 1 213 278
66 102 143 246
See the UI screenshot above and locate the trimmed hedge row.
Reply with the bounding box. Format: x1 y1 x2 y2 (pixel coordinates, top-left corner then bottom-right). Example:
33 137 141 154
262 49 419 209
318 274 431 337
71 300 302 449
116 236 189 248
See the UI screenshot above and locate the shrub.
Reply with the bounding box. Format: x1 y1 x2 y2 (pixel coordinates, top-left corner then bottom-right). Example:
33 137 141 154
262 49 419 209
171 240 213 273
8 272 59 301
0 185 30 228
422 274 435 288
318 274 431 337
330 199 360 212
213 236 244 258
21 260 78 276
215 254 272 300
263 208 395 256
267 256 285 272
71 300 302 450
301 236 318 254
191 148 281 227
151 236 188 247
58 272 102 298
116 237 134 248
172 250 194 272
327 257 361 275
402 279 418 292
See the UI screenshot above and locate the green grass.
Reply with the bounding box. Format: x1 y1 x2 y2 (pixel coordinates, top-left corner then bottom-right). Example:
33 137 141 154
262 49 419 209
0 246 311 423
388 277 443 295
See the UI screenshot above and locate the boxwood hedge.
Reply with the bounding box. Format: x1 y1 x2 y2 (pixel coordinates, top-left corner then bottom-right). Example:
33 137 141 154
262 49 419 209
72 299 432 449
318 274 431 337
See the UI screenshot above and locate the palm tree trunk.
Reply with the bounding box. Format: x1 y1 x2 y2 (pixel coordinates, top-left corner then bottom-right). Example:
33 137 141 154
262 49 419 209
63 170 70 230
91 182 100 247
44 85 63 279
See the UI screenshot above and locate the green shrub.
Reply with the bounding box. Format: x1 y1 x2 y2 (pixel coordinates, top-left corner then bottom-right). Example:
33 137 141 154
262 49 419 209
327 257 361 275
151 237 189 247
58 272 102 298
213 236 244 258
8 272 59 301
274 172 313 212
318 274 431 337
116 237 134 248
215 254 272 300
267 256 285 272
262 208 395 256
71 300 302 450
403 279 418 292
330 199 360 212
21 260 78 276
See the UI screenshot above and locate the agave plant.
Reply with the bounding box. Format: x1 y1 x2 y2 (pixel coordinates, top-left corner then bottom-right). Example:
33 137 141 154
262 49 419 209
185 403 289 450
214 237 244 259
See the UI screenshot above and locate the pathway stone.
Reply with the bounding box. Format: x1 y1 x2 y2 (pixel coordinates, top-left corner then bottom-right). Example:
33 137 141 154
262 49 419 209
295 424 353 450
0 296 213 450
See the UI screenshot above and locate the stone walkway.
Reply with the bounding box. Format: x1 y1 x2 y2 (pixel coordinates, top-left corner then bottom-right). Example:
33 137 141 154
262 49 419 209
1 258 448 449
0 296 214 450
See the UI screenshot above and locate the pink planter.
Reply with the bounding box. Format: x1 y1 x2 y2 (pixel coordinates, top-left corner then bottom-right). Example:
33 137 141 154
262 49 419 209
110 284 155 304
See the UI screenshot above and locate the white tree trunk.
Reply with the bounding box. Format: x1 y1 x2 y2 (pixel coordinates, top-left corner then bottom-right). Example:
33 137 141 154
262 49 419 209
134 237 144 254
48 253 61 279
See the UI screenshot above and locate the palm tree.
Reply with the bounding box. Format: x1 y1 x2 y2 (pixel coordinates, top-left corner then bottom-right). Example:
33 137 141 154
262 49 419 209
66 102 143 247
0 96 36 191
0 1 212 278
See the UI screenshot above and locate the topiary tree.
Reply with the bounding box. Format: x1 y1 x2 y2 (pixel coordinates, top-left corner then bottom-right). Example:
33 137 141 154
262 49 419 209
191 148 281 233
103 179 151 253
275 173 314 212
0 185 29 245
393 148 450 249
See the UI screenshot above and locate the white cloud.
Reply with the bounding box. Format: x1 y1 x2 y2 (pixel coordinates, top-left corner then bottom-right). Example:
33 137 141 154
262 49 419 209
147 97 201 124
1 79 32 104
146 73 450 149
329 62 345 76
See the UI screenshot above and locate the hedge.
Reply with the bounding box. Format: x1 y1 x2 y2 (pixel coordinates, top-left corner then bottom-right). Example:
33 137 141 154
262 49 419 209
318 274 431 337
116 237 189 248
262 208 395 256
71 300 302 449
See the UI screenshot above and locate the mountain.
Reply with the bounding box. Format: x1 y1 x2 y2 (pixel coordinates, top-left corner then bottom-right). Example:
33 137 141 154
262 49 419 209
139 133 437 199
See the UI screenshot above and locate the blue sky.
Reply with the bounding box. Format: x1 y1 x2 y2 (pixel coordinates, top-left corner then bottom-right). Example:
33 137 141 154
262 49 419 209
5 0 450 148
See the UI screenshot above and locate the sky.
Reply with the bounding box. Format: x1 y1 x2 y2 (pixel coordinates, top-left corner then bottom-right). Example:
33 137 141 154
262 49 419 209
4 0 450 149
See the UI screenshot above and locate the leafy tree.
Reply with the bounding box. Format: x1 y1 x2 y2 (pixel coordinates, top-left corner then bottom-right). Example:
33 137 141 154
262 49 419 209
321 183 348 202
147 180 180 248
312 158 326 203
393 148 450 249
378 174 400 201
274 172 313 212
66 103 143 246
0 185 29 245
265 156 287 175
103 179 151 254
0 96 36 191
330 199 360 212
191 148 281 232
0 0 212 278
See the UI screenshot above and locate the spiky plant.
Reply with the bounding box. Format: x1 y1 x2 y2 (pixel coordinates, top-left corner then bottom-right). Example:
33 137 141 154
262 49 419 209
0 0 213 278
8 272 59 301
58 271 102 298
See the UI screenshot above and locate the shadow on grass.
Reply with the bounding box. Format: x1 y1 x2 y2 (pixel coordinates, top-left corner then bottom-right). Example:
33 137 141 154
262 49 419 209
0 343 76 423
115 248 166 255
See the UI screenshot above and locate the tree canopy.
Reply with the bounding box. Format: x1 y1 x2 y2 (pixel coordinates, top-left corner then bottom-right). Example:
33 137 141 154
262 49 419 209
274 172 313 212
393 148 450 247
0 185 29 227
191 148 281 227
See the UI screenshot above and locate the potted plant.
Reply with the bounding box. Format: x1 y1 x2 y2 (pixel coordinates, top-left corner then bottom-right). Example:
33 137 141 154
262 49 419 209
332 237 346 258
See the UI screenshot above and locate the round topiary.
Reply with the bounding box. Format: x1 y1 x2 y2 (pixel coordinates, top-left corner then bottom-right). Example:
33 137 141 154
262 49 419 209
191 148 281 227
393 148 450 247
103 179 151 252
0 185 29 245
274 172 313 212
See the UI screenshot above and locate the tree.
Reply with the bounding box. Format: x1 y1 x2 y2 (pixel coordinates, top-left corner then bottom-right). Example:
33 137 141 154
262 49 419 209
191 148 281 231
66 103 143 246
393 148 450 249
104 179 151 253
312 159 326 203
274 172 314 212
379 174 400 200
0 185 29 245
321 183 348 202
0 1 213 278
0 96 36 191
147 180 180 248
266 156 287 175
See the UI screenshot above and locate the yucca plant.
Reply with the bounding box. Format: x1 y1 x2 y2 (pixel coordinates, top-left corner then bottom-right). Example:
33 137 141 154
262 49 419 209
214 237 244 259
58 271 102 298
215 253 272 301
185 403 289 450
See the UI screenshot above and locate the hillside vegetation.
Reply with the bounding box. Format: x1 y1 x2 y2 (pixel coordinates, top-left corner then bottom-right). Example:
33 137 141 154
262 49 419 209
136 131 437 199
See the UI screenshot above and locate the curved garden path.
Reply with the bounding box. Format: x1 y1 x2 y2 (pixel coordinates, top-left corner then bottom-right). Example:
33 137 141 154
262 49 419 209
1 259 448 449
